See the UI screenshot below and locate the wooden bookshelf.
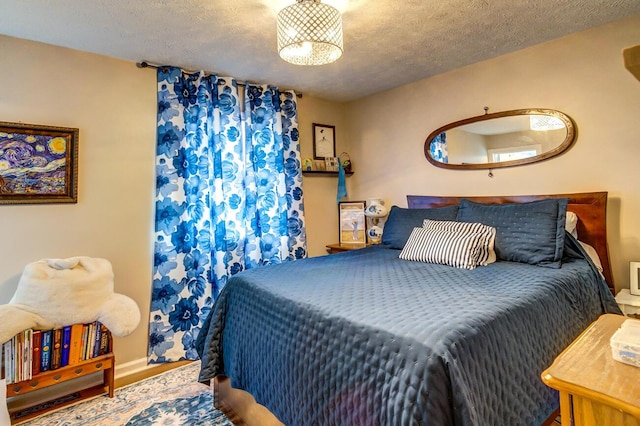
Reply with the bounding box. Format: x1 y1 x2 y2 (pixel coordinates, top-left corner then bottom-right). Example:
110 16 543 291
5 329 114 424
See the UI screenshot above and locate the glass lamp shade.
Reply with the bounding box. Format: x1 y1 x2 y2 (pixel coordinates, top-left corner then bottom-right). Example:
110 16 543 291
277 0 343 66
364 198 388 219
367 225 383 244
365 198 387 244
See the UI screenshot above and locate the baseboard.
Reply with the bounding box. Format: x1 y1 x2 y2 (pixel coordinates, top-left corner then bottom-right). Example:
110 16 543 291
114 357 194 388
114 356 152 380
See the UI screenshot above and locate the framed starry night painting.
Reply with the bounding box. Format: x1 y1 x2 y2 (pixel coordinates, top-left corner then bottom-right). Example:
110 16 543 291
0 121 79 204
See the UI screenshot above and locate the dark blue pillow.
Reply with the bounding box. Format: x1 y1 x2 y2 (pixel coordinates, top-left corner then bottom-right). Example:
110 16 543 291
382 205 459 249
456 198 568 268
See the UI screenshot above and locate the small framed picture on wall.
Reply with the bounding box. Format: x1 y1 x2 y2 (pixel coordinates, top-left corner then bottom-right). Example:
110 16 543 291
338 201 366 244
313 123 336 159
0 121 79 205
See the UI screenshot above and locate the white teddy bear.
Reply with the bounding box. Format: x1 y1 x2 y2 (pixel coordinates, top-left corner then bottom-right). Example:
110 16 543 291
0 256 140 344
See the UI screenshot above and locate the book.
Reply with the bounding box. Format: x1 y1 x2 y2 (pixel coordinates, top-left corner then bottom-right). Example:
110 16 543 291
92 322 103 358
10 337 15 384
51 328 63 370
24 329 32 381
98 324 110 356
87 322 96 360
68 324 84 365
6 337 14 384
3 338 13 384
9 337 15 384
32 331 42 376
60 325 72 367
81 324 89 361
40 330 52 372
16 331 23 382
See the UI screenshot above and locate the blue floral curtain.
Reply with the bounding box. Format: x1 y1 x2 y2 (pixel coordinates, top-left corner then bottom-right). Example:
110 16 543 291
430 132 448 163
149 67 306 363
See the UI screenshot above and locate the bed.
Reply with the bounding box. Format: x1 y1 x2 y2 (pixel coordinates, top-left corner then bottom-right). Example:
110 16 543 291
196 192 621 426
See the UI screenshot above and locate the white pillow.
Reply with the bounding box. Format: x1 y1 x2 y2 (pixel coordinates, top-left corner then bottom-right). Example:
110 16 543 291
579 241 604 276
422 219 497 266
400 227 489 270
563 212 603 275
566 211 578 238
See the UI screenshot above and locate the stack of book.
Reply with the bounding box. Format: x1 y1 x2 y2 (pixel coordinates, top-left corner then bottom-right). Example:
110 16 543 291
1 321 111 384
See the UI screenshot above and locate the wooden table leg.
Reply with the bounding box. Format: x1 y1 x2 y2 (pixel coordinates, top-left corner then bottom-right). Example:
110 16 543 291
559 391 572 426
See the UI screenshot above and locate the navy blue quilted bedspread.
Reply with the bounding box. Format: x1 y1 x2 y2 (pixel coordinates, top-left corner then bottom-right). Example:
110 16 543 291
196 243 620 426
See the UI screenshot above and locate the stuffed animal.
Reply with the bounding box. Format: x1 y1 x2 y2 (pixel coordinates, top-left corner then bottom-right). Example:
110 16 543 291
0 256 140 344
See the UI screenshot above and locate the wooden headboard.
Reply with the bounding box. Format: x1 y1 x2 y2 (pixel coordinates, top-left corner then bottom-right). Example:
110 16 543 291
406 192 613 292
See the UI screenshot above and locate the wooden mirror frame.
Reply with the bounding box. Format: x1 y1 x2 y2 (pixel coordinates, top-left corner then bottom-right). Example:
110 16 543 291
424 108 577 170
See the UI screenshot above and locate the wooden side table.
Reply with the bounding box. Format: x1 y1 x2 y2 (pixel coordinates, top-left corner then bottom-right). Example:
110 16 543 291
615 289 640 318
541 314 640 426
325 243 368 254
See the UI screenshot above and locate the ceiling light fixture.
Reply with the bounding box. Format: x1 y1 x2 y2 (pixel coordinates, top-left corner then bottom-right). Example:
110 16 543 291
277 0 343 66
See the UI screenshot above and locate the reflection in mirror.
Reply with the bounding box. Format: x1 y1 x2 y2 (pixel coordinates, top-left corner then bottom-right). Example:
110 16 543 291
425 109 576 170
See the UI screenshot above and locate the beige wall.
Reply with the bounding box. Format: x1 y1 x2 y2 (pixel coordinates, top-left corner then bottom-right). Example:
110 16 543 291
0 35 157 366
448 129 487 164
345 14 640 292
296 96 348 257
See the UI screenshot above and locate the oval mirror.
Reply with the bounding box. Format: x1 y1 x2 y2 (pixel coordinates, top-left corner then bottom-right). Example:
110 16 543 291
424 108 576 170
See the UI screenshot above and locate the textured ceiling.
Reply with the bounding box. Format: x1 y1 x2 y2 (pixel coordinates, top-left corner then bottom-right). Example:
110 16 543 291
1 0 639 102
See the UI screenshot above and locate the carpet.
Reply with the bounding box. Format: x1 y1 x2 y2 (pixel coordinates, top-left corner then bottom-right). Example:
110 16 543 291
17 362 233 425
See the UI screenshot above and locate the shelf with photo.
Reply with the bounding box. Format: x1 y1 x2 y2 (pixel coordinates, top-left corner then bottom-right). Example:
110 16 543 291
301 154 353 177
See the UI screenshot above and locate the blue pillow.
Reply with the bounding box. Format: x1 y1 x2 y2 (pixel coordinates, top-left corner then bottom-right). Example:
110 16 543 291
382 205 459 249
456 198 568 268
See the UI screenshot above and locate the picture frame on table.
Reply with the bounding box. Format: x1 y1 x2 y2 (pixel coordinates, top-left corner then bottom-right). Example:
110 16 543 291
631 261 640 296
0 121 79 205
338 201 366 244
313 160 326 171
313 123 336 159
324 157 339 172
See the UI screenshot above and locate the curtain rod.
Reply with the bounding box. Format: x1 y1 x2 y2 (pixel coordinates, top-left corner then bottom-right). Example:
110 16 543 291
136 61 302 98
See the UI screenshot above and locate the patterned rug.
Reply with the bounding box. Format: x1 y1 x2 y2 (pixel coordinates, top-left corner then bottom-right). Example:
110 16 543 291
17 362 233 425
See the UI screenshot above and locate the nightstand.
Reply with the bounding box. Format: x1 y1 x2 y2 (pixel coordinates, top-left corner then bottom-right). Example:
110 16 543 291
325 243 368 254
615 289 640 318
541 314 640 426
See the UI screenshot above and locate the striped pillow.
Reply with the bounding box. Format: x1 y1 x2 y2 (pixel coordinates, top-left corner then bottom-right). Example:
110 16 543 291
423 220 496 266
399 227 487 270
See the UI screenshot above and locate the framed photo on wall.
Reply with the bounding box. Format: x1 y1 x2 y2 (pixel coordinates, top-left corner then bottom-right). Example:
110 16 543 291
0 121 79 205
313 123 336 159
339 201 366 244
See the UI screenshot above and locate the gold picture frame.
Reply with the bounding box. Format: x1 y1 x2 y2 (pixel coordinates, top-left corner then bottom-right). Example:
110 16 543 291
0 121 79 205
